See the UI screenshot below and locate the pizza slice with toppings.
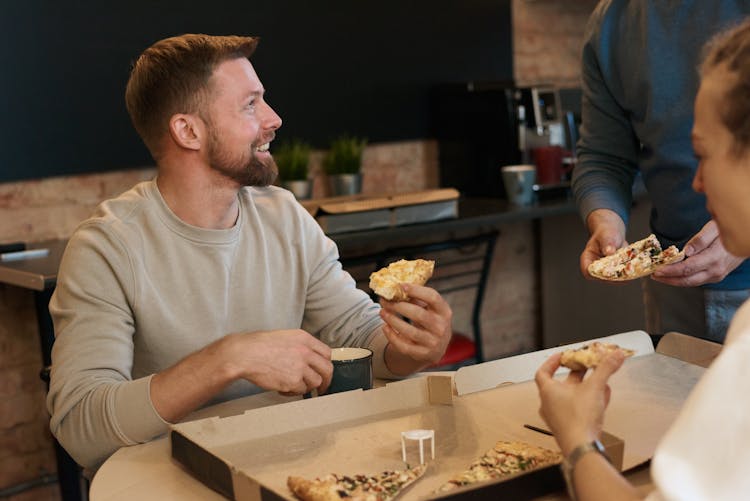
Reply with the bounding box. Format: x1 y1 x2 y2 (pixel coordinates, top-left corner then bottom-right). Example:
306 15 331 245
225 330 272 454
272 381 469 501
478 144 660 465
436 441 561 492
588 234 685 281
560 342 635 371
288 464 427 501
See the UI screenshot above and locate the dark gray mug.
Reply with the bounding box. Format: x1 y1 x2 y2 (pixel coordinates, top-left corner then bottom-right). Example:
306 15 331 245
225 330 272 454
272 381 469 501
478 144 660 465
325 347 374 395
303 347 373 398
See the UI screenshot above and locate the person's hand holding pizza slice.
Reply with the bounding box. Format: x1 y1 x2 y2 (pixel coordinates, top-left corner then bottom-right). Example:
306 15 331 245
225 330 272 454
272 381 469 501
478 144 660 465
369 259 453 374
587 233 685 281
651 220 744 287
535 349 627 456
580 208 628 280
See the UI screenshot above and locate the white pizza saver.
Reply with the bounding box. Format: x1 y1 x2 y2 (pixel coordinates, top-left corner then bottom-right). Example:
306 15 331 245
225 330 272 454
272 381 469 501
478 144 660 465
401 429 435 465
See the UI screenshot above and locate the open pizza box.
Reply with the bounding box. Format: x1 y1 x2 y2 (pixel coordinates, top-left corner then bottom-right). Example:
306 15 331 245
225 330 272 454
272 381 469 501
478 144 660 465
170 330 708 500
298 188 459 234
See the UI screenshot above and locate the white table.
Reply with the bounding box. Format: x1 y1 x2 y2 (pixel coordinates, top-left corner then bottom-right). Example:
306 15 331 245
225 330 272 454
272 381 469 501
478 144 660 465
90 426 653 501
90 391 298 500
90 368 664 501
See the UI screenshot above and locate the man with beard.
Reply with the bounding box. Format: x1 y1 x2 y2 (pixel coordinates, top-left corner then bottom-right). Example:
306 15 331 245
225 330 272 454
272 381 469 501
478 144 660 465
46 34 453 475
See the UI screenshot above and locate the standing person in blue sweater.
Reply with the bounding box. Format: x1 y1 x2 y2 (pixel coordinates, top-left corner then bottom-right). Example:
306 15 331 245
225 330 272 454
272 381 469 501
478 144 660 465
575 0 750 342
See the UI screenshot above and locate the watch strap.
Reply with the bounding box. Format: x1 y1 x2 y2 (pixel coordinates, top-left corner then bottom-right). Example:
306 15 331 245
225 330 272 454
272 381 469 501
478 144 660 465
561 439 609 501
565 439 608 470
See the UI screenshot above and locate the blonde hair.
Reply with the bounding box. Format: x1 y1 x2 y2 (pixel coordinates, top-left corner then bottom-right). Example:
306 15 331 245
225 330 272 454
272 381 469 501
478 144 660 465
701 19 750 154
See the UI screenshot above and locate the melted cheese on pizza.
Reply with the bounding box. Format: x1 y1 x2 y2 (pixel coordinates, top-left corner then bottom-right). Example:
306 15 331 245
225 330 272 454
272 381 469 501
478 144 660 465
588 234 683 280
436 441 561 492
369 259 435 301
288 465 427 501
560 342 635 371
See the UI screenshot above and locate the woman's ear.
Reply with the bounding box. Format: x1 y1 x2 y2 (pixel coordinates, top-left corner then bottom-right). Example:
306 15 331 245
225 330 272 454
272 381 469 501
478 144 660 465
168 114 202 151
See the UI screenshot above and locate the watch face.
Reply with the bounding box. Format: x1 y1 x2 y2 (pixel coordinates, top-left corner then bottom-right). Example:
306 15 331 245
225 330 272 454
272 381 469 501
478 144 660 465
565 440 609 470
593 439 606 455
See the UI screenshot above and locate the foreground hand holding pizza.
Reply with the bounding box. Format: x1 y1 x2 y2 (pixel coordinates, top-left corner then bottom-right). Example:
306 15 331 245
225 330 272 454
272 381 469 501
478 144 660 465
651 220 744 287
378 283 453 375
535 351 641 501
536 351 625 454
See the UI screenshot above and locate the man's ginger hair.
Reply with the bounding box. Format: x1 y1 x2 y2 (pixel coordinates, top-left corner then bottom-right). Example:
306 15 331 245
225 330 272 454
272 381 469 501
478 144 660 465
125 34 258 160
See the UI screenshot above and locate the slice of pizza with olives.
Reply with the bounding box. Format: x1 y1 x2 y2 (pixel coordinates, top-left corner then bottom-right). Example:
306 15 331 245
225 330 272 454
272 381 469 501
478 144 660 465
288 464 427 501
436 441 561 492
588 234 685 281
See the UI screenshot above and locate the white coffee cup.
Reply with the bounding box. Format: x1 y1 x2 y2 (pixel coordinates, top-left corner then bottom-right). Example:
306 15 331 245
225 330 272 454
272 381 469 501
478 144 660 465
501 164 536 206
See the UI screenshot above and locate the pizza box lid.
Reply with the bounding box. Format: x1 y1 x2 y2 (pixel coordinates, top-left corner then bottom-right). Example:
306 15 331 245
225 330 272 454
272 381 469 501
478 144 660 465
169 330 705 501
299 189 460 216
453 330 655 396
298 188 460 234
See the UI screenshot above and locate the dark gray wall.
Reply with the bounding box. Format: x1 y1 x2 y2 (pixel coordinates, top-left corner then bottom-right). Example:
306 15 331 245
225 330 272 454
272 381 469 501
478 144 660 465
1 0 512 182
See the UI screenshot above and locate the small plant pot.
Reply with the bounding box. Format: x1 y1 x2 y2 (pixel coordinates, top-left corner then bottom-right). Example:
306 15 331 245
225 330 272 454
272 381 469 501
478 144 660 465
328 173 362 196
282 179 313 200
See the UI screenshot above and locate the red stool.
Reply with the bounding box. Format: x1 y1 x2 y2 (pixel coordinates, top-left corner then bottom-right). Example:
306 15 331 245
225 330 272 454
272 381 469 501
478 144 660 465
430 332 476 368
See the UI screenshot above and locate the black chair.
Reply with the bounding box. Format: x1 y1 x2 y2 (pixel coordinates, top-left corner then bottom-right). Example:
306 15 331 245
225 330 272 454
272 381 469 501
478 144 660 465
37 288 89 501
341 231 499 368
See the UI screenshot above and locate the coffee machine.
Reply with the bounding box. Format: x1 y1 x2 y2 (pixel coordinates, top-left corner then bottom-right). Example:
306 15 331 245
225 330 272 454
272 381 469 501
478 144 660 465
515 85 566 154
430 82 572 199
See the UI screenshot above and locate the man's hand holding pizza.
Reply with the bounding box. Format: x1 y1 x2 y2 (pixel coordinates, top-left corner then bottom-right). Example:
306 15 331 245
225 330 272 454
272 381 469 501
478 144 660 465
581 209 628 280
652 220 744 286
379 283 453 375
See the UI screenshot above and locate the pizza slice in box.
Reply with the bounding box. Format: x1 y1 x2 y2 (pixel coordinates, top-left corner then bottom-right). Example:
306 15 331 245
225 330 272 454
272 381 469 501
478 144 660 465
436 441 562 493
288 464 427 501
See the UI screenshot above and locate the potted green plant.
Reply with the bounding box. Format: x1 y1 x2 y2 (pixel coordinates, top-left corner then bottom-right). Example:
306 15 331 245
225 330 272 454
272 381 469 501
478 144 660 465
323 135 367 196
274 139 312 199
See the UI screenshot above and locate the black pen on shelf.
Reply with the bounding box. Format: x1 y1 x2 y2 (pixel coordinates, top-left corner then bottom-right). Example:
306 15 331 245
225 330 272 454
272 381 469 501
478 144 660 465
0 242 25 254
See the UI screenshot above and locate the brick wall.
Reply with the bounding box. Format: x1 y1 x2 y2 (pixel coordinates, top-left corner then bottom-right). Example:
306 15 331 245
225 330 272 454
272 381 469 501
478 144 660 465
512 0 600 87
0 3 596 498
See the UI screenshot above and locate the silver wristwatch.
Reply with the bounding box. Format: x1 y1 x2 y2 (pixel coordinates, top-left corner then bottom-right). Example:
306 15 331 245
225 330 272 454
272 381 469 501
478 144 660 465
560 439 609 501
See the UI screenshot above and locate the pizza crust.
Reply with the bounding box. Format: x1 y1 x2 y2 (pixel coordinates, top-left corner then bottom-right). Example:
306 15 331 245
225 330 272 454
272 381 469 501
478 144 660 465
560 342 635 371
288 476 341 501
369 259 435 301
588 234 685 281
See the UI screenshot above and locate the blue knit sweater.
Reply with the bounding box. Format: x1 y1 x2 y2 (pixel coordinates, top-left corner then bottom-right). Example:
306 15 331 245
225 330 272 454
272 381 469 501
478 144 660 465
572 0 750 289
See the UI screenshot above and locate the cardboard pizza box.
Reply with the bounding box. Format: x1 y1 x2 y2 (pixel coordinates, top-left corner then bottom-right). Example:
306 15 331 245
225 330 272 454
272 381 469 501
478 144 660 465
655 331 722 368
298 189 460 234
453 331 656 396
170 330 705 501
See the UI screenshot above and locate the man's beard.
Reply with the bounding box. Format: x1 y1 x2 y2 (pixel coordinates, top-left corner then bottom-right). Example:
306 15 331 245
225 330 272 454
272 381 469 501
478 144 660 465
206 129 278 187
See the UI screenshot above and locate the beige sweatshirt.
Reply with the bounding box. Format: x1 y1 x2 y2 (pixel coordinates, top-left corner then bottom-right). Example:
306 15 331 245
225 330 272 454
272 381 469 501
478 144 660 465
47 180 389 472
